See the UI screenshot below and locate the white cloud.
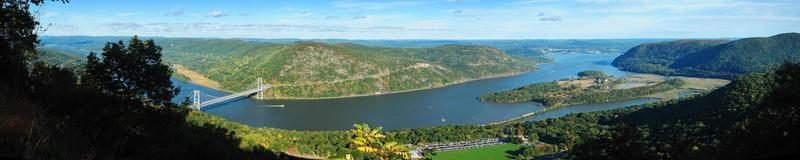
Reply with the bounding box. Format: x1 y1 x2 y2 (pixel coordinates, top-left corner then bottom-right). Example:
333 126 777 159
206 11 229 18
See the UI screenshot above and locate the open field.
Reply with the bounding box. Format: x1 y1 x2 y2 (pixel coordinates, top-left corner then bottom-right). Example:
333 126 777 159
557 78 595 88
614 73 729 100
172 64 223 89
615 73 664 89
647 76 730 100
430 143 520 160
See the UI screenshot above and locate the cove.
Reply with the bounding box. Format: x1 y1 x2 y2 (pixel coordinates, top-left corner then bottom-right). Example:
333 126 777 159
172 53 655 131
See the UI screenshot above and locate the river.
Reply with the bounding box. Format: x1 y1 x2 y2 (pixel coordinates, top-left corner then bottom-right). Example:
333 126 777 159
172 53 655 131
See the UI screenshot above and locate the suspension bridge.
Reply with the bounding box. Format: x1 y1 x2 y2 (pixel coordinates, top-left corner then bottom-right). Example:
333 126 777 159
191 77 273 110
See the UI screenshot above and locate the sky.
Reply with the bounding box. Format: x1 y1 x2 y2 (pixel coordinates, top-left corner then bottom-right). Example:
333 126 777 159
35 0 800 39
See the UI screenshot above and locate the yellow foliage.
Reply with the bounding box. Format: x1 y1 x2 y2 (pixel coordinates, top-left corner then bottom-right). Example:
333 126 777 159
349 123 410 159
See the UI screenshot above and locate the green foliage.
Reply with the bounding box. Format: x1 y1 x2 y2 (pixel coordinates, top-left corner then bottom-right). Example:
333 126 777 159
84 36 179 105
577 70 606 78
0 0 65 93
569 62 800 159
33 47 85 69
2 52 274 159
612 33 800 79
479 81 563 104
509 137 525 144
1 6 275 157
349 124 410 160
430 143 520 160
517 143 559 158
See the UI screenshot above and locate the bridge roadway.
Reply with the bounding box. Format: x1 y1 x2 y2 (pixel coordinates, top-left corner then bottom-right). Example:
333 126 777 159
189 77 274 110
199 88 260 108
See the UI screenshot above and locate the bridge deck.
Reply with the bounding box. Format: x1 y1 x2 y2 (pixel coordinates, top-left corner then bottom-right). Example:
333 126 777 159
199 88 261 108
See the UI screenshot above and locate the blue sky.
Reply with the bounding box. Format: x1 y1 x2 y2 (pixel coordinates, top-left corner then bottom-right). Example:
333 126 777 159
35 0 800 39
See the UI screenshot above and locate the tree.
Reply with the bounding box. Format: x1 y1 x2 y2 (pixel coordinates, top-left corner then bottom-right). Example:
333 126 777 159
85 36 178 105
350 123 410 160
577 70 606 78
518 143 559 158
1 0 66 94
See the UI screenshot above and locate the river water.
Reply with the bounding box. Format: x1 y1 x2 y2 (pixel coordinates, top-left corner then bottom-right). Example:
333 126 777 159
172 53 655 131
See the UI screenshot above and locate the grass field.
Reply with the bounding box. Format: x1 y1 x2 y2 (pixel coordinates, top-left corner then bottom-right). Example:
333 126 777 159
430 143 521 160
172 64 223 89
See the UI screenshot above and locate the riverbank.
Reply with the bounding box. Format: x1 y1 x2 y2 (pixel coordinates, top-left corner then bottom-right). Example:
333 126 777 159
267 70 534 100
173 66 538 100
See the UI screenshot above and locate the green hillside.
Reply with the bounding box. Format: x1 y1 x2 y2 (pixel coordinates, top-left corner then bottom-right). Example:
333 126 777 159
33 47 86 69
611 33 800 79
162 41 537 98
568 62 800 159
38 37 538 98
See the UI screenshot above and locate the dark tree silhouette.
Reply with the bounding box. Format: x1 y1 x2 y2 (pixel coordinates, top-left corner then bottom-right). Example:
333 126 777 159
85 36 179 105
0 0 65 94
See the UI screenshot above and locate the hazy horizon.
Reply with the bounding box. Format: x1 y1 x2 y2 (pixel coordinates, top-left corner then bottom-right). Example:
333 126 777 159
39 34 752 41
35 0 800 40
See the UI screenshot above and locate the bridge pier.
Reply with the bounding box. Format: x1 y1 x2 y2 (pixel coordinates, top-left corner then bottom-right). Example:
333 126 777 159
192 90 200 109
257 77 264 99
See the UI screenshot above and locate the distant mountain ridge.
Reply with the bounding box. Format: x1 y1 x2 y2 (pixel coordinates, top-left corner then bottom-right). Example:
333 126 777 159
612 33 800 79
40 36 674 56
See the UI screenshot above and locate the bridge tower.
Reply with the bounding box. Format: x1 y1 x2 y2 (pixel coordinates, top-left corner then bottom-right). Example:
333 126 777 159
256 77 264 99
192 90 201 109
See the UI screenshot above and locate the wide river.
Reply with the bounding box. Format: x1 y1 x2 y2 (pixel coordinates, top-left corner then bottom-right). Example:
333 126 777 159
172 53 655 131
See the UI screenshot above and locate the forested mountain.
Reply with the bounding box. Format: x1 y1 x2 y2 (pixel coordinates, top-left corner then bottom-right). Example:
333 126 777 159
166 41 537 98
612 33 800 79
611 40 729 73
40 36 670 59
33 47 85 68
240 38 670 56
38 37 538 98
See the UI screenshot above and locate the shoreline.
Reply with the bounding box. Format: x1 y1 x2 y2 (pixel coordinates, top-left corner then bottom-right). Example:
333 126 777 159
175 70 536 100
267 70 534 100
174 61 545 100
